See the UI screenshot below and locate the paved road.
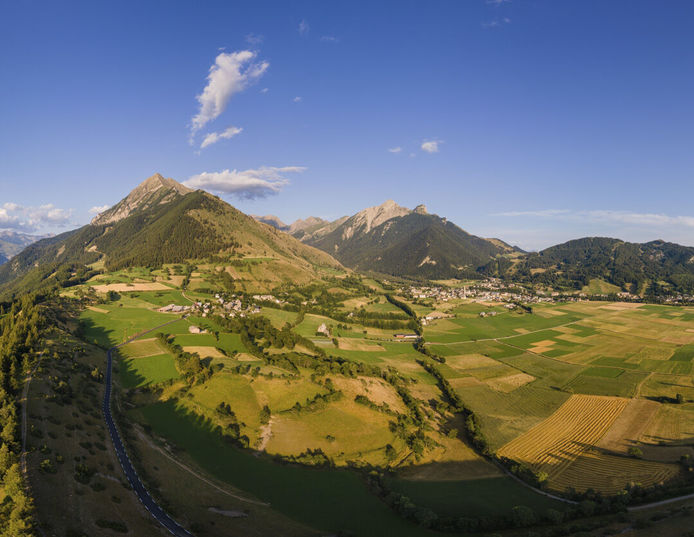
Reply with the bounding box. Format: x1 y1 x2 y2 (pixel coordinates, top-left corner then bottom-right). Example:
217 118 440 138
103 320 194 537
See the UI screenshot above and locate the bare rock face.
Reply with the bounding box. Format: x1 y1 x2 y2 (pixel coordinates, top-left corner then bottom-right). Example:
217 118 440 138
91 173 193 225
341 200 411 240
288 216 329 234
414 204 427 215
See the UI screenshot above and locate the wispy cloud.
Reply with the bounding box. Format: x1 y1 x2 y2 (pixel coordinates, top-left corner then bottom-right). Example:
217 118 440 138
184 166 306 199
190 50 269 140
0 202 73 232
388 147 402 153
298 19 310 35
320 35 339 43
496 209 571 218
421 140 442 153
482 18 511 28
260 87 269 94
495 209 694 228
200 126 243 149
293 96 302 103
486 0 512 5
245 33 264 45
89 205 110 215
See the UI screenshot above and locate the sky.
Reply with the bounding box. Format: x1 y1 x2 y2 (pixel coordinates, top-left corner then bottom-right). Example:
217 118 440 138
1 0 693 250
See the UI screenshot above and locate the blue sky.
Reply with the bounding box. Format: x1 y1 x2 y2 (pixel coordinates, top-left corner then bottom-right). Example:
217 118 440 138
1 0 693 250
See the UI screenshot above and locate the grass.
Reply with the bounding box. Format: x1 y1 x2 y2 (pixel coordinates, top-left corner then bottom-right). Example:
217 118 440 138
670 344 694 362
582 366 624 378
385 476 568 518
563 369 648 397
424 306 584 343
80 306 184 348
136 400 441 537
119 354 180 388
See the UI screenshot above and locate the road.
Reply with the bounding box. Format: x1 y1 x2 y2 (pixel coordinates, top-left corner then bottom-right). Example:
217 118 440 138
103 319 194 537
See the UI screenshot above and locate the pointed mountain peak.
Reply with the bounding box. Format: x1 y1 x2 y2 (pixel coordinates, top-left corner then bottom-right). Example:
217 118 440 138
134 173 193 197
91 173 193 226
350 200 411 234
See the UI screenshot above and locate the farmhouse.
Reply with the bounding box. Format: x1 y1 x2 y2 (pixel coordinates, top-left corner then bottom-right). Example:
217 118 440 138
158 304 190 313
394 333 418 340
316 323 330 336
188 325 207 334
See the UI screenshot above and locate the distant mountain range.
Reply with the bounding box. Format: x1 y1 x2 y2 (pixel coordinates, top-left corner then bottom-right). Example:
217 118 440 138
2 174 693 299
250 202 694 293
0 230 50 265
282 201 519 279
254 202 520 280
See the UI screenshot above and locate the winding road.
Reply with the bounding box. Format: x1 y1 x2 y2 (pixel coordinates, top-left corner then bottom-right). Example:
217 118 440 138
103 319 194 537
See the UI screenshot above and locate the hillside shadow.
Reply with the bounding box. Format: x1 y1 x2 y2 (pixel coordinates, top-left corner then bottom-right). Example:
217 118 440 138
79 316 119 349
136 398 443 537
116 350 149 389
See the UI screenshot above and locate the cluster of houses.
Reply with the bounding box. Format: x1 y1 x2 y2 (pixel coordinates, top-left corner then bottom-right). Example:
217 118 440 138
401 280 563 306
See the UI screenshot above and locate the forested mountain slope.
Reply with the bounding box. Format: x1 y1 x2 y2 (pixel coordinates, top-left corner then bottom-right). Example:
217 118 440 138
0 175 340 299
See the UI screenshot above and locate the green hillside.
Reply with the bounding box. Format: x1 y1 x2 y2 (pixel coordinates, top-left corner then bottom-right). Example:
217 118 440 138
492 237 694 293
0 175 340 299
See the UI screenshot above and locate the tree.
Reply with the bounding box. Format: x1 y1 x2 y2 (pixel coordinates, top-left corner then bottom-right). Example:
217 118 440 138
3 463 23 498
259 405 271 425
0 443 16 478
511 505 536 527
676 393 685 404
628 446 643 458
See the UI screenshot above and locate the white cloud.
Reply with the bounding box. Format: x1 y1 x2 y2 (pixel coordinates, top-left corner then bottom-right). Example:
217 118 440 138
486 0 512 4
298 19 310 35
320 35 339 43
245 33 264 45
0 202 73 232
293 96 302 103
200 126 243 149
190 50 269 138
260 87 269 94
89 205 110 215
184 166 306 199
421 140 442 153
388 147 402 153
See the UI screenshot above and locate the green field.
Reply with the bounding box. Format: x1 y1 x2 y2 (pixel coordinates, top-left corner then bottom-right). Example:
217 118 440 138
83 276 694 534
81 306 186 348
386 476 568 518
137 401 442 537
120 354 180 388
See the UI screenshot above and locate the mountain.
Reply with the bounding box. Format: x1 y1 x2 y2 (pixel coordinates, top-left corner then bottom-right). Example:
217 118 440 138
91 173 193 225
503 237 694 293
0 174 340 299
252 215 288 230
298 200 511 279
0 230 49 264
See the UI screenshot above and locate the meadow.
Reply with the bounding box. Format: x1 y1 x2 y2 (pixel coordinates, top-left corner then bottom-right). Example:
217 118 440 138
72 273 694 533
